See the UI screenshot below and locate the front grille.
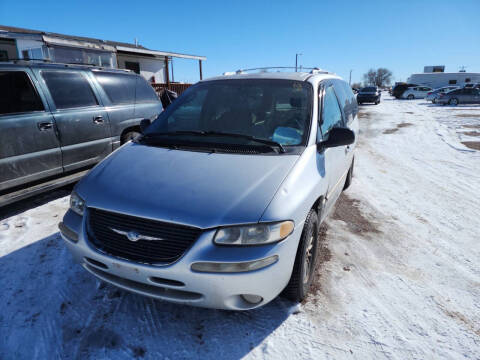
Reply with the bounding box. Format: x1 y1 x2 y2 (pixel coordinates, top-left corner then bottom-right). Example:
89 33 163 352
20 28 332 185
87 208 202 264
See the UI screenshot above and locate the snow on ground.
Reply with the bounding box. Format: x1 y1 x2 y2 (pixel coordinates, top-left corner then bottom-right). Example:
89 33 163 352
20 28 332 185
0 95 479 359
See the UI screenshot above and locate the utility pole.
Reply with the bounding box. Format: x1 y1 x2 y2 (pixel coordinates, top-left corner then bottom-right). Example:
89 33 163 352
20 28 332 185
349 69 353 85
295 53 302 72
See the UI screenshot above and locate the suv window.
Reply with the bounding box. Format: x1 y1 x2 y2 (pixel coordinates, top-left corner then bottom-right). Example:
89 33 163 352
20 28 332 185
0 71 44 115
135 76 160 103
320 85 343 135
42 71 98 109
94 72 136 105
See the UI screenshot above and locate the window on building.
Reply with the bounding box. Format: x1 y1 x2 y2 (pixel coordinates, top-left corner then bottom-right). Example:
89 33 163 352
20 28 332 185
94 72 136 104
42 71 98 109
125 61 140 74
49 46 115 67
0 50 8 62
320 85 343 136
0 71 44 115
449 80 457 85
465 78 471 83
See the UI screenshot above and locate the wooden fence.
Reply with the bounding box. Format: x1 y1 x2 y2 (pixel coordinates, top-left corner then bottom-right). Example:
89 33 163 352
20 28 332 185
151 83 192 96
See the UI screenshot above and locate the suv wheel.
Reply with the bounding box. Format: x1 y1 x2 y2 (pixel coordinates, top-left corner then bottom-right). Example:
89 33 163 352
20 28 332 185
121 130 141 144
449 98 459 106
407 94 414 100
343 158 354 190
282 209 319 302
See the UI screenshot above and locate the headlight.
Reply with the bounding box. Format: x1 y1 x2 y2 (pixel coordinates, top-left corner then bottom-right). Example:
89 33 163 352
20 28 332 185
70 191 85 216
214 221 294 246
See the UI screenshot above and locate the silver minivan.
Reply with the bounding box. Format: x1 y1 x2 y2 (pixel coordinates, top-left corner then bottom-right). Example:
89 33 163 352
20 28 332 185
59 70 359 310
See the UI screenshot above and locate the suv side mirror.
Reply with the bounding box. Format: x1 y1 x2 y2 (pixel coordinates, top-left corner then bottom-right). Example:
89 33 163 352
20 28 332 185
318 127 355 151
140 119 151 134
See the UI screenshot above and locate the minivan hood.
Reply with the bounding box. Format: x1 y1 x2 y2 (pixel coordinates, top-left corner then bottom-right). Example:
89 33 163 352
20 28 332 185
76 143 300 229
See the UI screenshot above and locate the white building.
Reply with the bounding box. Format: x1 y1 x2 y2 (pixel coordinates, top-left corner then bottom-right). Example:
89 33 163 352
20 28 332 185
407 66 480 89
0 25 206 85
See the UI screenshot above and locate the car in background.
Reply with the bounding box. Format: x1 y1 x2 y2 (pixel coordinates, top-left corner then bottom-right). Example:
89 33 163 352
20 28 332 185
436 87 480 105
357 86 381 104
392 82 418 99
464 83 480 89
0 62 162 206
59 70 359 310
401 86 433 99
426 86 459 103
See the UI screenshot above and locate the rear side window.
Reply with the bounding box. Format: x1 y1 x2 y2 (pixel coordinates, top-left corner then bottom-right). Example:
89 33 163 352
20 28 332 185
320 85 343 135
94 72 136 105
0 71 44 115
42 71 98 109
135 76 159 103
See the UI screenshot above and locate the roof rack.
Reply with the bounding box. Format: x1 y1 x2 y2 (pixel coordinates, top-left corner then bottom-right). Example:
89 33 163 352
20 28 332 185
223 66 331 75
5 59 133 73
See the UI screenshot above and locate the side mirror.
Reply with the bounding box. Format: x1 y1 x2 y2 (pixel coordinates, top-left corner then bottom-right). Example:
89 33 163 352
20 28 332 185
318 127 355 151
139 119 151 134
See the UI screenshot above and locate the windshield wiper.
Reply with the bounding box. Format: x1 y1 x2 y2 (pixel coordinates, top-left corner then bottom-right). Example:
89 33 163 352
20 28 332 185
202 131 286 153
141 131 286 153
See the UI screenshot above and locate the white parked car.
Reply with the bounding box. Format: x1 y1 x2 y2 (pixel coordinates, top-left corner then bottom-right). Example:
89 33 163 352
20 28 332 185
401 86 433 99
426 86 459 103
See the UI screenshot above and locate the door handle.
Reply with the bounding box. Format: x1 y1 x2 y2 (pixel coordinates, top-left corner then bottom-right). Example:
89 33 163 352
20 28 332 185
93 115 104 124
37 122 53 131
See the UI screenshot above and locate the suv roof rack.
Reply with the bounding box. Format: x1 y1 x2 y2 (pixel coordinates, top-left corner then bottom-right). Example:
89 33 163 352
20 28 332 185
223 66 331 75
4 59 133 73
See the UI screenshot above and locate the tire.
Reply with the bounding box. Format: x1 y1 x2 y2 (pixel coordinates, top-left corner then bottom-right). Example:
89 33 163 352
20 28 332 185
121 130 141 144
432 98 436 104
375 101 380 105
407 94 414 100
343 158 354 190
449 98 459 106
283 209 319 302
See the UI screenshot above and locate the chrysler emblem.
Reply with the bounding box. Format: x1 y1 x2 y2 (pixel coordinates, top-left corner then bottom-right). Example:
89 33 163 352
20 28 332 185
109 228 165 242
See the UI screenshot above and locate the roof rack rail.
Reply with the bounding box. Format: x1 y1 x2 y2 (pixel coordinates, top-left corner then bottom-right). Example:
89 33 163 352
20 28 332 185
5 59 133 72
223 66 331 75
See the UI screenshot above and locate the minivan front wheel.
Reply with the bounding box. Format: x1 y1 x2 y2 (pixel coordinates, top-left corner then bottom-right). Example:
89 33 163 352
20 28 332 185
282 209 319 302
407 94 414 100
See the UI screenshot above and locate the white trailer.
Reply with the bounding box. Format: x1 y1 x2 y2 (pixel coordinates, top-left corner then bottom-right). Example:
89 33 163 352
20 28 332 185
407 72 480 89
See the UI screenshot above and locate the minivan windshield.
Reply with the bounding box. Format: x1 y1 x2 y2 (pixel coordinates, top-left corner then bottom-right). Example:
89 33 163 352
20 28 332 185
143 79 312 151
361 87 377 92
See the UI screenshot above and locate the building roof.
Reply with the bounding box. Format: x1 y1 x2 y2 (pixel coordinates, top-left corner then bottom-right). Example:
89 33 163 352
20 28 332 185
0 24 206 61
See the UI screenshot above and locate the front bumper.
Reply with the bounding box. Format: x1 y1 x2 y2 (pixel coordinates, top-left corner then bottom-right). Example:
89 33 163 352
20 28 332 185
357 95 380 103
60 210 302 310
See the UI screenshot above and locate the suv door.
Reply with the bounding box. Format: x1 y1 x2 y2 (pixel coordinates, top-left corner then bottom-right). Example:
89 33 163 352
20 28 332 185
317 82 349 215
0 68 62 192
90 71 136 150
37 69 111 172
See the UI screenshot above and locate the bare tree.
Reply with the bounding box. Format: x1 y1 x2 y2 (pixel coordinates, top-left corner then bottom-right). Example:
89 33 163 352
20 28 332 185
375 68 392 87
351 82 362 89
363 69 377 86
363 68 393 87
